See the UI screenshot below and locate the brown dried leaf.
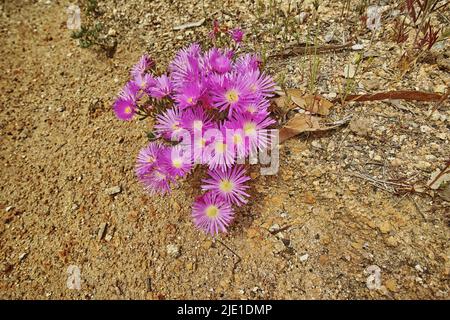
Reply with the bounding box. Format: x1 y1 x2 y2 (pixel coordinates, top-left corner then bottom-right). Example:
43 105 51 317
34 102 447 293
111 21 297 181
286 89 333 116
279 114 322 143
279 113 350 143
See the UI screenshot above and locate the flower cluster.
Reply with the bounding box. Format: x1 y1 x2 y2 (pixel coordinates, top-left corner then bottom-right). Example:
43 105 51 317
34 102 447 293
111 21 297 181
113 32 276 236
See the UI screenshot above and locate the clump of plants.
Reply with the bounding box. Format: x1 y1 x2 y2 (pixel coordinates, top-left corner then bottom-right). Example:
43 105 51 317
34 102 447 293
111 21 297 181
112 25 277 236
391 0 444 71
70 0 117 57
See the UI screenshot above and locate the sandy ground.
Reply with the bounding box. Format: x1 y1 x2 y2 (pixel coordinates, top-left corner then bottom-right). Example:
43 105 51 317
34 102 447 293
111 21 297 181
1 0 449 299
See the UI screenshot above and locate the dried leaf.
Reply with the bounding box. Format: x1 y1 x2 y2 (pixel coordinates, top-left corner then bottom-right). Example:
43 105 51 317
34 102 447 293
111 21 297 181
286 89 333 116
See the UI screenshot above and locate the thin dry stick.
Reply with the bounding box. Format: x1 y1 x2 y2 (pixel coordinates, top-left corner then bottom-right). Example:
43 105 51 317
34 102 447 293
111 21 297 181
334 90 446 103
270 42 355 59
215 239 242 271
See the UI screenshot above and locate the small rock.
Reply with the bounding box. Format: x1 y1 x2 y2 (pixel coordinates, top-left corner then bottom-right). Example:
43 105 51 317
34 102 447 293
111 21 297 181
415 264 424 273
105 186 121 196
269 224 280 232
18 252 28 262
299 253 309 262
352 43 364 50
343 64 356 78
5 206 13 212
167 244 181 258
107 28 117 36
97 222 107 241
304 192 316 204
385 236 398 247
295 12 308 24
365 265 382 290
420 125 432 133
415 161 431 171
391 158 403 167
349 117 372 136
385 279 398 292
105 226 115 242
202 240 213 249
378 221 391 234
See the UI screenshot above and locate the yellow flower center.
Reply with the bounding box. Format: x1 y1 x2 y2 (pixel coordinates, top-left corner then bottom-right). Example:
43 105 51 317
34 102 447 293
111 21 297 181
215 141 226 153
172 158 182 168
124 106 132 114
206 205 219 218
187 97 194 104
225 89 239 103
147 156 155 163
243 122 257 136
219 180 234 193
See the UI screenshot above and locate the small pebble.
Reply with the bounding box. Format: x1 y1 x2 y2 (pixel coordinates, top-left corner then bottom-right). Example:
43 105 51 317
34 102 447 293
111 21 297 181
105 186 121 196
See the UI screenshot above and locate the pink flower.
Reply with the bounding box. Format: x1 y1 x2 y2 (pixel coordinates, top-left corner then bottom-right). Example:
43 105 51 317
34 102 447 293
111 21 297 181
169 43 202 86
160 145 193 178
203 127 236 169
204 48 233 74
245 70 276 98
139 166 175 195
201 165 250 206
131 54 154 77
135 142 163 177
229 28 244 43
148 75 173 99
154 107 183 141
192 192 234 236
234 53 261 73
173 81 204 110
210 72 252 117
113 97 135 121
180 106 214 134
227 112 275 153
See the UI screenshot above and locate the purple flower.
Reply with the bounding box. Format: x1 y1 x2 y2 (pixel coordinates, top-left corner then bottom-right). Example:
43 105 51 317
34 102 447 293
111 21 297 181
201 165 250 206
180 106 214 134
131 54 154 77
113 97 136 121
203 127 236 170
148 74 173 99
173 81 204 110
205 48 233 74
133 73 156 92
242 99 271 117
154 107 183 140
160 145 193 178
245 70 276 97
139 166 175 195
229 28 244 43
192 192 234 236
227 112 275 152
170 43 202 86
135 142 163 177
234 53 261 73
210 72 252 117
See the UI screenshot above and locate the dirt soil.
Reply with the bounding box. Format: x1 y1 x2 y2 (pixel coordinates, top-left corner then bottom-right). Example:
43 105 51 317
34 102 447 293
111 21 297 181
1 0 449 299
